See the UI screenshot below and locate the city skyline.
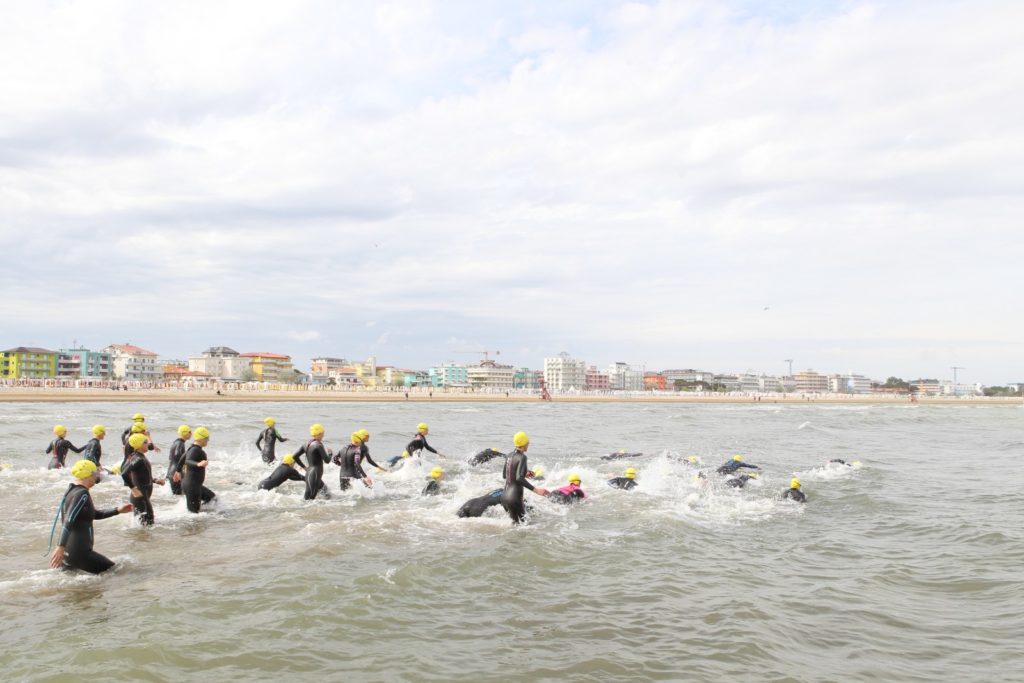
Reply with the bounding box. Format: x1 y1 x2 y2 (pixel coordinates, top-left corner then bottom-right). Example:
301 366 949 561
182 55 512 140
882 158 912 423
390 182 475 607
2 2 1022 385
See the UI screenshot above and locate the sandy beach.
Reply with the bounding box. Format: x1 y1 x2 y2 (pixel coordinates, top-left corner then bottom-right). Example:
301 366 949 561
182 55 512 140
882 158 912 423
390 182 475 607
0 387 1017 405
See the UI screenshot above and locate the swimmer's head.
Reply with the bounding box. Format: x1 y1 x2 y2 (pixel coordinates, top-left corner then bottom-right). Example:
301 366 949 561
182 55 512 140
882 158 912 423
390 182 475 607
132 413 145 422
531 466 545 478
127 433 148 451
357 429 370 442
264 417 275 427
193 427 210 443
53 425 66 436
625 467 637 480
283 454 296 466
417 422 429 433
747 471 759 479
790 478 801 489
430 467 443 480
687 456 699 464
70 459 98 481
309 423 325 437
351 431 364 445
131 423 147 434
733 455 743 462
177 424 192 437
568 473 581 485
92 425 106 437
513 432 529 448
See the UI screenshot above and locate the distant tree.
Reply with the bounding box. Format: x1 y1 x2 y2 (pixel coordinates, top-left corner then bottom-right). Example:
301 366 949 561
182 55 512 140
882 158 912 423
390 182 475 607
983 386 1017 397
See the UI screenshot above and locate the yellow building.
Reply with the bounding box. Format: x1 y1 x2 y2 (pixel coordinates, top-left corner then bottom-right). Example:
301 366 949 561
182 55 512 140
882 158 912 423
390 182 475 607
240 352 294 383
0 347 59 378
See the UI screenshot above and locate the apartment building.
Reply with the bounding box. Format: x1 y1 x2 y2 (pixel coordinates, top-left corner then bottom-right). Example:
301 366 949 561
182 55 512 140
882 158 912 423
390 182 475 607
104 343 161 382
0 347 58 378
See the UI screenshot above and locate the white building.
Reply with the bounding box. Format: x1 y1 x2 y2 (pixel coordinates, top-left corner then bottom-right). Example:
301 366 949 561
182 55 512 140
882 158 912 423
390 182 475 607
467 361 515 391
607 362 644 391
104 343 161 382
662 369 715 385
828 374 873 394
188 346 252 381
544 353 587 392
794 370 829 393
759 375 784 392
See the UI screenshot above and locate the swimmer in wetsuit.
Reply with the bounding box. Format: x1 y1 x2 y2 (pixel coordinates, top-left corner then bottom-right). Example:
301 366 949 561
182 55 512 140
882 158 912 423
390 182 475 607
258 453 307 491
122 433 165 526
725 472 758 488
716 455 761 475
121 413 145 445
457 489 503 518
548 473 587 504
295 423 332 500
422 467 443 495
782 478 807 503
468 448 506 466
500 432 549 524
607 467 638 490
81 425 106 467
600 449 644 461
49 460 132 574
334 432 374 491
119 422 157 473
180 427 216 513
166 425 191 495
46 425 84 469
389 423 444 467
255 417 288 464
527 466 545 482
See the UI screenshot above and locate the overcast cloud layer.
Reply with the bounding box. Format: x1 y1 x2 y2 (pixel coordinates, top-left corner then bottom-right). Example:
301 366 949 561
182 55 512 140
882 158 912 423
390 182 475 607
1 0 1021 384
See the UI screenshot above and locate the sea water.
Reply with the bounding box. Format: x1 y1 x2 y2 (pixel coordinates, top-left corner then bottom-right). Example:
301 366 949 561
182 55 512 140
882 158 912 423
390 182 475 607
0 401 1022 682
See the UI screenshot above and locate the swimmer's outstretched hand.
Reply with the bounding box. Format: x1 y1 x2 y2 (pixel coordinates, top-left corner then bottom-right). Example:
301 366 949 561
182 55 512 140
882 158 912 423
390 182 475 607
49 546 65 569
172 472 181 482
363 477 374 488
155 478 167 486
534 488 549 496
117 503 133 514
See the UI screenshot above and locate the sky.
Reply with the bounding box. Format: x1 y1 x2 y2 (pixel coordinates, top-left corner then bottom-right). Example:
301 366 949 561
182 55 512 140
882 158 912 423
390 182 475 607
1 0 1022 384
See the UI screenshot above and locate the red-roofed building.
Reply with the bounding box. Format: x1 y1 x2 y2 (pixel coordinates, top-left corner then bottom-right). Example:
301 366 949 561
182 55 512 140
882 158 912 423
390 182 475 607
240 352 293 383
103 343 160 381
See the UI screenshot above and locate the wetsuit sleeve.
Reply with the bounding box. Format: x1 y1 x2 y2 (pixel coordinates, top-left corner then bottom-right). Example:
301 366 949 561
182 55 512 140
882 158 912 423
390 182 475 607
293 444 308 469
360 445 381 470
420 436 438 454
275 429 287 443
287 468 305 482
68 441 85 454
94 508 120 520
739 463 758 470
515 456 535 491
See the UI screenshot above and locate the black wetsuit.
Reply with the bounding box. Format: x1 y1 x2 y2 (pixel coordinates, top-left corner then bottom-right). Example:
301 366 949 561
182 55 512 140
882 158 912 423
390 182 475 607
726 474 755 489
457 489 502 518
255 426 288 464
335 443 368 491
56 483 120 574
167 437 186 495
296 438 331 500
122 450 156 525
607 477 638 490
46 437 84 469
600 451 643 461
549 485 586 504
406 434 437 458
81 438 103 467
422 479 441 496
181 444 216 513
830 459 851 466
468 448 506 466
258 464 305 491
782 487 807 503
716 460 760 475
501 449 535 524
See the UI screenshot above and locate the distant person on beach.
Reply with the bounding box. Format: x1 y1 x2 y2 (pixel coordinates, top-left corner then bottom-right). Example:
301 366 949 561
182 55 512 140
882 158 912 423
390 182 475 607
333 432 374 491
122 433 165 525
782 478 806 503
81 425 106 467
500 432 548 524
716 455 761 475
258 453 306 491
49 460 132 574
608 467 638 490
468 447 505 466
167 425 191 495
422 467 444 495
294 423 332 500
457 489 503 518
549 473 587 504
181 427 216 513
255 417 288 464
46 425 83 469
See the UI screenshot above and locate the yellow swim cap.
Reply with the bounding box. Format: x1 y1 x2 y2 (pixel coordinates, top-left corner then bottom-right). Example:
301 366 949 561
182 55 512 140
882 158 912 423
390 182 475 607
53 425 66 436
310 423 325 436
625 467 637 479
430 467 443 479
568 473 581 485
513 431 529 448
177 425 191 437
283 454 295 465
193 427 210 441
70 460 98 479
127 433 148 450
687 456 699 464
733 455 743 462
357 429 369 441
132 413 144 421
351 431 364 445
92 425 106 437
417 423 428 432
401 450 410 458
533 466 545 477
131 423 147 434
747 472 759 479
110 465 121 475
791 478 801 489
264 417 275 427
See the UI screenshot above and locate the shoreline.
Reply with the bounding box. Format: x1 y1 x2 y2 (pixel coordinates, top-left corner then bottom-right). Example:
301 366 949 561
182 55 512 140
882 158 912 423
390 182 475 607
0 389 1019 405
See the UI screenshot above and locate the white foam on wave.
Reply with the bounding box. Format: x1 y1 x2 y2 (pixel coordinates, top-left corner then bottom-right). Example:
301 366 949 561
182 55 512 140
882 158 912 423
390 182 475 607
795 461 863 481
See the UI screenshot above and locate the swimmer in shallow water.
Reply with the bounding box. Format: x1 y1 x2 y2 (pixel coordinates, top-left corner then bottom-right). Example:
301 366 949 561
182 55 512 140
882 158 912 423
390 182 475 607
81 425 106 467
167 425 191 495
468 447 506 466
725 472 758 489
716 455 761 475
601 449 644 461
334 432 375 491
607 467 638 490
255 417 289 464
549 473 587 504
181 427 216 513
258 454 306 491
122 433 165 526
500 432 549 524
294 423 332 500
45 425 84 469
457 489 503 518
49 460 132 574
422 467 444 496
782 478 806 503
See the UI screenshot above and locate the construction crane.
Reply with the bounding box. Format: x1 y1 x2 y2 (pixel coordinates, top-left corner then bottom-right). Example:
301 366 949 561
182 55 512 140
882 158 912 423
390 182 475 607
784 359 794 377
457 350 501 363
951 366 965 396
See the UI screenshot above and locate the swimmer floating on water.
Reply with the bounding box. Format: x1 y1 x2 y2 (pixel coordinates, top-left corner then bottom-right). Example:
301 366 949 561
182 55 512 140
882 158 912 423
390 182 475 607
782 478 806 503
49 460 132 574
549 473 587 504
716 455 762 475
468 447 506 466
607 467 638 490
601 449 644 461
255 417 288 464
422 467 444 496
725 472 759 489
500 432 549 524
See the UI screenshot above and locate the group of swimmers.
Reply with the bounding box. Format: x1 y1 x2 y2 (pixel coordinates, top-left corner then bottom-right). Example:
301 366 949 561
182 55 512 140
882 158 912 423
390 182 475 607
45 415 817 575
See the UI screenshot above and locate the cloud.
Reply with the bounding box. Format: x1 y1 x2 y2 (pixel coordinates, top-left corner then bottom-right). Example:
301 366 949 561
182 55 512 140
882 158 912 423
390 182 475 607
287 330 321 342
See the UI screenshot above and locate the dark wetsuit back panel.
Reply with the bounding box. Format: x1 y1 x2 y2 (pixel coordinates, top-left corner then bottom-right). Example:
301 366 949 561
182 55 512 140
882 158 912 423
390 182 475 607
259 464 305 491
607 477 637 490
501 450 534 524
58 484 119 574
457 489 503 517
